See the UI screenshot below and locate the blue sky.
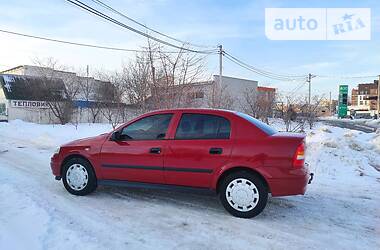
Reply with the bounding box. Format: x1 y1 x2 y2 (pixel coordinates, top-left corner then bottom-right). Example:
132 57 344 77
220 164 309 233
0 0 379 98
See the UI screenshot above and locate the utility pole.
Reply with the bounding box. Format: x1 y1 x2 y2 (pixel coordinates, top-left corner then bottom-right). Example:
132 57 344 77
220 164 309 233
329 91 332 113
218 44 223 88
307 73 312 105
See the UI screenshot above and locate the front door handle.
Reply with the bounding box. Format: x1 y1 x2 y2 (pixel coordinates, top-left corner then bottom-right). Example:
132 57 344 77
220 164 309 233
150 147 161 154
209 147 223 155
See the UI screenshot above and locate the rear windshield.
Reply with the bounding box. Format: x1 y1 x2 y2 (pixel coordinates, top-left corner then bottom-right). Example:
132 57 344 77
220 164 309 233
236 112 278 135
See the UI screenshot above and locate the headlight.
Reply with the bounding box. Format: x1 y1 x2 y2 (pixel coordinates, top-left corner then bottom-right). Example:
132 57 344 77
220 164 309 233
54 147 61 154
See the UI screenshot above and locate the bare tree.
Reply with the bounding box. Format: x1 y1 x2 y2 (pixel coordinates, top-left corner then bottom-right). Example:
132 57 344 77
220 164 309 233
33 58 81 125
96 71 128 128
144 41 207 110
120 54 152 114
302 95 325 129
275 93 325 131
274 93 304 132
241 87 275 124
207 83 235 110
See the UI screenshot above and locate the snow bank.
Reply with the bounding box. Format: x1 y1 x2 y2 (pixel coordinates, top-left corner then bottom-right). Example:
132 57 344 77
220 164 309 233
0 120 113 151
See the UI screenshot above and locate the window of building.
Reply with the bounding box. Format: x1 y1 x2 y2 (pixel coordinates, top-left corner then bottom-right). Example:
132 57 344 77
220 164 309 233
175 114 231 140
195 91 204 99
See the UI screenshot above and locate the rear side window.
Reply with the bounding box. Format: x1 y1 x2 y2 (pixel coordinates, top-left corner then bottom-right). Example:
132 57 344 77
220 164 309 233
175 114 231 140
236 112 277 135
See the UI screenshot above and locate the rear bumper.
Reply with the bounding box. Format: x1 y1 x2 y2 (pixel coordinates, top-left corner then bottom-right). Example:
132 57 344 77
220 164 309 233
267 168 312 197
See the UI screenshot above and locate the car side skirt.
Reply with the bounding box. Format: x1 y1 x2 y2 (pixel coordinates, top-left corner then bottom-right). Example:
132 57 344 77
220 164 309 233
98 179 216 194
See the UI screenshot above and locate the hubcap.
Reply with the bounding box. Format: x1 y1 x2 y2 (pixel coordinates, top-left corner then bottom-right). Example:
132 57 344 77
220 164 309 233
66 164 88 191
226 178 259 212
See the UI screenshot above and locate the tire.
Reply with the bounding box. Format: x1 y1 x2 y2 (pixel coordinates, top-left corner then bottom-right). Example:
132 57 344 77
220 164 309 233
62 157 97 196
219 171 268 218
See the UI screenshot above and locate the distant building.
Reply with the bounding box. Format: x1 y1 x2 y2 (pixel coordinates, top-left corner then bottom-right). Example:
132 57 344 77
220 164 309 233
0 65 130 123
2 65 110 102
149 75 259 111
317 98 337 117
349 80 379 118
351 88 358 106
0 74 66 123
257 86 276 102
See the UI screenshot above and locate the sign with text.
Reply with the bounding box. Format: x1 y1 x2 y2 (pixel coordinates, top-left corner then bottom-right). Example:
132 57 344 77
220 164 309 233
11 100 49 109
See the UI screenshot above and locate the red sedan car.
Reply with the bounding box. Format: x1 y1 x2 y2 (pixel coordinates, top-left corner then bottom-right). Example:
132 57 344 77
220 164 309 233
51 109 312 218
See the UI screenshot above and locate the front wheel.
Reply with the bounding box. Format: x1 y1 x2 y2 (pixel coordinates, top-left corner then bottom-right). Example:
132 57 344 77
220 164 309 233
219 171 268 218
62 157 97 196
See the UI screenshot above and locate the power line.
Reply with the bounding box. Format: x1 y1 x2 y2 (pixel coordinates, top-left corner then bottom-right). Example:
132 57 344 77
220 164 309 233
315 75 378 79
0 29 216 54
223 52 308 81
289 80 307 95
224 51 307 79
90 0 215 49
65 0 217 54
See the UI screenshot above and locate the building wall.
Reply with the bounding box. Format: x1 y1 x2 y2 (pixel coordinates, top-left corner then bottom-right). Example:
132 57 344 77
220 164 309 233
351 88 358 106
213 75 258 110
2 65 112 103
4 99 135 124
358 83 378 110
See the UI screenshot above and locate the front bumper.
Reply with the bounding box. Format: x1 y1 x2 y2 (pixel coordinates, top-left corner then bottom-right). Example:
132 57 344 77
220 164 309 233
50 153 61 178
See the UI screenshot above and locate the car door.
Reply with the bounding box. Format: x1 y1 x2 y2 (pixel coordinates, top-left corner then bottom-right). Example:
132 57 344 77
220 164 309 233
164 113 233 188
100 113 173 184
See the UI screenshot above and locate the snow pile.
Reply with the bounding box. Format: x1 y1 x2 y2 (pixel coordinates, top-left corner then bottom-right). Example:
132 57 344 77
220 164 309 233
0 119 113 150
0 120 379 250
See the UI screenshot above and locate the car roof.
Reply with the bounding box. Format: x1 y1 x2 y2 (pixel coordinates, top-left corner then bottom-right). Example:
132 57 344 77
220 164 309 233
146 108 236 115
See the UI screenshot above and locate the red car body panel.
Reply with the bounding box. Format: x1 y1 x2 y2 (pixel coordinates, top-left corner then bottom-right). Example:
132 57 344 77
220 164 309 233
51 109 309 197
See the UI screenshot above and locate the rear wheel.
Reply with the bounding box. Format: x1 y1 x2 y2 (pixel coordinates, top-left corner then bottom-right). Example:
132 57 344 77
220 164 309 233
62 157 97 196
219 171 268 218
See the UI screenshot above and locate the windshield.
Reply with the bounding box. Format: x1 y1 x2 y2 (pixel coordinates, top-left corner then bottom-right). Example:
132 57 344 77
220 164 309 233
236 112 278 135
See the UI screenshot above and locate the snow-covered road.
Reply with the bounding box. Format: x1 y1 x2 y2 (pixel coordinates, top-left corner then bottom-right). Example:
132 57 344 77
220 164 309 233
0 121 379 250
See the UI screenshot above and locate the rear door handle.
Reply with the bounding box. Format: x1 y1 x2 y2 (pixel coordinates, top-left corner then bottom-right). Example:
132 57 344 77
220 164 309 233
150 147 161 154
209 147 223 155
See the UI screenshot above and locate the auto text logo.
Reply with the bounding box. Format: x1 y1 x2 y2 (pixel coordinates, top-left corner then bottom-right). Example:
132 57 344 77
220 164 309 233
265 8 371 40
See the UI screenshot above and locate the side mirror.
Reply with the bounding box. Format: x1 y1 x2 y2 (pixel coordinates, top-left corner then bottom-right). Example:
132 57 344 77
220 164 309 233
110 131 121 141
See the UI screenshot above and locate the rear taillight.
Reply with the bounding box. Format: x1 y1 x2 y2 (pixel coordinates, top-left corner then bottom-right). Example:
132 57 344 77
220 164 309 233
293 142 305 169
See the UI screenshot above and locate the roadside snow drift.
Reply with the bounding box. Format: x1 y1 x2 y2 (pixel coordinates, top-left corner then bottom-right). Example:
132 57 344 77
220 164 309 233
0 120 379 250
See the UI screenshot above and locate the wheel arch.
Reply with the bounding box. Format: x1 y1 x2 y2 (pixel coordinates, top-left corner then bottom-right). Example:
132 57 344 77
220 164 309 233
215 166 270 194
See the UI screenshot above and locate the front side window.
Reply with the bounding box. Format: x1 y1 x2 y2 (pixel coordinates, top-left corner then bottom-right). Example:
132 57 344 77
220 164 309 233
120 114 173 140
175 114 231 140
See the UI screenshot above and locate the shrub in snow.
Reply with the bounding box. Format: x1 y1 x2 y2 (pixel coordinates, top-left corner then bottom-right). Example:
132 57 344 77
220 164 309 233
349 142 364 152
323 141 338 148
344 132 354 138
320 127 332 133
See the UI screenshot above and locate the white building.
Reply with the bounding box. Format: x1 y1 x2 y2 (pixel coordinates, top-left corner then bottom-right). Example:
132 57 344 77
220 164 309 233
0 65 133 124
153 75 259 111
0 74 66 123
